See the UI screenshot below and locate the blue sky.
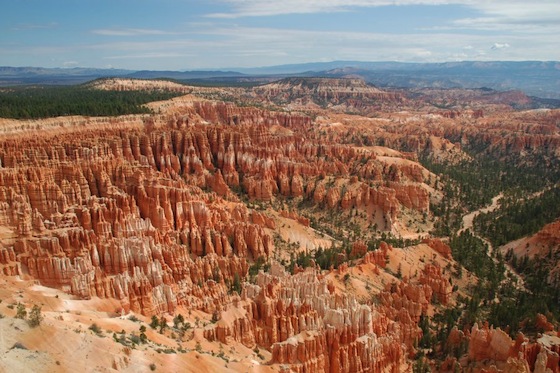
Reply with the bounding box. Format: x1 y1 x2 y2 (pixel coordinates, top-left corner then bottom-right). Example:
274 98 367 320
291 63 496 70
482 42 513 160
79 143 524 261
1 0 559 70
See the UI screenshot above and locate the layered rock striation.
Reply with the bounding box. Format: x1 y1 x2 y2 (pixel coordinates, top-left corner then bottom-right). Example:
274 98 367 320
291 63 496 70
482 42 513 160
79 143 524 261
0 97 430 316
204 261 438 373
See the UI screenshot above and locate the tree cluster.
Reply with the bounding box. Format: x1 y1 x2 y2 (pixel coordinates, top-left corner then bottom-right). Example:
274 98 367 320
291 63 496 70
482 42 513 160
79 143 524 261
474 186 560 247
0 85 181 119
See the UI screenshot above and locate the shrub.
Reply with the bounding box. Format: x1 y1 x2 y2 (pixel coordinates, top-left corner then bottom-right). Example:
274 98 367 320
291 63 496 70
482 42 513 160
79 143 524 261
158 316 167 333
27 305 43 328
15 303 27 319
149 315 159 329
173 314 184 328
129 333 141 345
88 323 103 335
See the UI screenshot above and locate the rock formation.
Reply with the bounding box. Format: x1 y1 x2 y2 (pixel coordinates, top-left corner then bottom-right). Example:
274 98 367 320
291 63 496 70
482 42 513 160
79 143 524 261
467 323 560 372
203 262 434 372
0 95 435 318
1 79 559 372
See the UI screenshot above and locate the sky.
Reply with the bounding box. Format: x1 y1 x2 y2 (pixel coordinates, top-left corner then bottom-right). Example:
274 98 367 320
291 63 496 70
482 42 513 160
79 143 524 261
1 0 559 70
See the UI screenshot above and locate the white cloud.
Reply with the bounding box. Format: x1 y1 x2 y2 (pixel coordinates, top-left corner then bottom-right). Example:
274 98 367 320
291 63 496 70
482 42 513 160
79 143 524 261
208 0 560 43
450 1 560 33
3 0 558 69
208 0 450 17
415 50 433 58
491 42 510 50
11 22 58 31
103 52 195 60
208 0 560 20
62 60 79 67
183 25 558 66
92 28 176 36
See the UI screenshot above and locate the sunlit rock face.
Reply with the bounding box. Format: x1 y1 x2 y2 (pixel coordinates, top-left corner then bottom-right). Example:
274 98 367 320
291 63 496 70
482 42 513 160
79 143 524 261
0 97 429 317
2 78 559 373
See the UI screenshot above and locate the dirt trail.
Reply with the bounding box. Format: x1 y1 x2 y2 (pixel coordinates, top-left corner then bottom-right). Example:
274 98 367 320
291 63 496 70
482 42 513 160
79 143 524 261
458 193 526 290
459 193 503 234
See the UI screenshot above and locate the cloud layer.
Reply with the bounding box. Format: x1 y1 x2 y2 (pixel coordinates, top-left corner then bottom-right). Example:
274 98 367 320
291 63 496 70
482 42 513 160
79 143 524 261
210 0 560 22
1 0 558 69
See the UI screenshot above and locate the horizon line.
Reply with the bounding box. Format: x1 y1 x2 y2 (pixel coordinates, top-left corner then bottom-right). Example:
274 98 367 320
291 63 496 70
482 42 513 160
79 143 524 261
1 59 559 73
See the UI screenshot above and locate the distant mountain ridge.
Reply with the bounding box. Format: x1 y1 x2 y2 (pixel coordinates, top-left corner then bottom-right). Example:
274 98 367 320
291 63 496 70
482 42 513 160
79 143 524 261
126 70 244 80
250 60 559 99
1 60 559 99
0 66 132 77
211 60 560 99
0 66 133 85
0 67 245 86
317 61 560 99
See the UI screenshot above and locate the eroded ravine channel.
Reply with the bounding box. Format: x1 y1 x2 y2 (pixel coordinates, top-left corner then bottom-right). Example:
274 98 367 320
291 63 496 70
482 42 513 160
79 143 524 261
458 193 527 290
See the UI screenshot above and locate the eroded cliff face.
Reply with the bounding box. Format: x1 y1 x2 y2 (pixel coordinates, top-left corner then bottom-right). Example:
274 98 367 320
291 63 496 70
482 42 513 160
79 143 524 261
252 78 404 115
200 240 459 373
467 323 560 373
501 219 560 286
2 81 558 372
305 107 560 170
0 97 432 317
203 260 441 373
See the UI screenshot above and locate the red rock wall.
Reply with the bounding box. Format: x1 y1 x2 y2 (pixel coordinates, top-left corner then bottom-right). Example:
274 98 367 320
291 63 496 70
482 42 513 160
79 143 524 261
205 263 411 373
0 98 453 371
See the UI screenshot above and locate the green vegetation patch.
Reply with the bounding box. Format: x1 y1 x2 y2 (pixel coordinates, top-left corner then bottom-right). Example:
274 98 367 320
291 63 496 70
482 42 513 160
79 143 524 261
0 85 182 119
474 186 560 247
